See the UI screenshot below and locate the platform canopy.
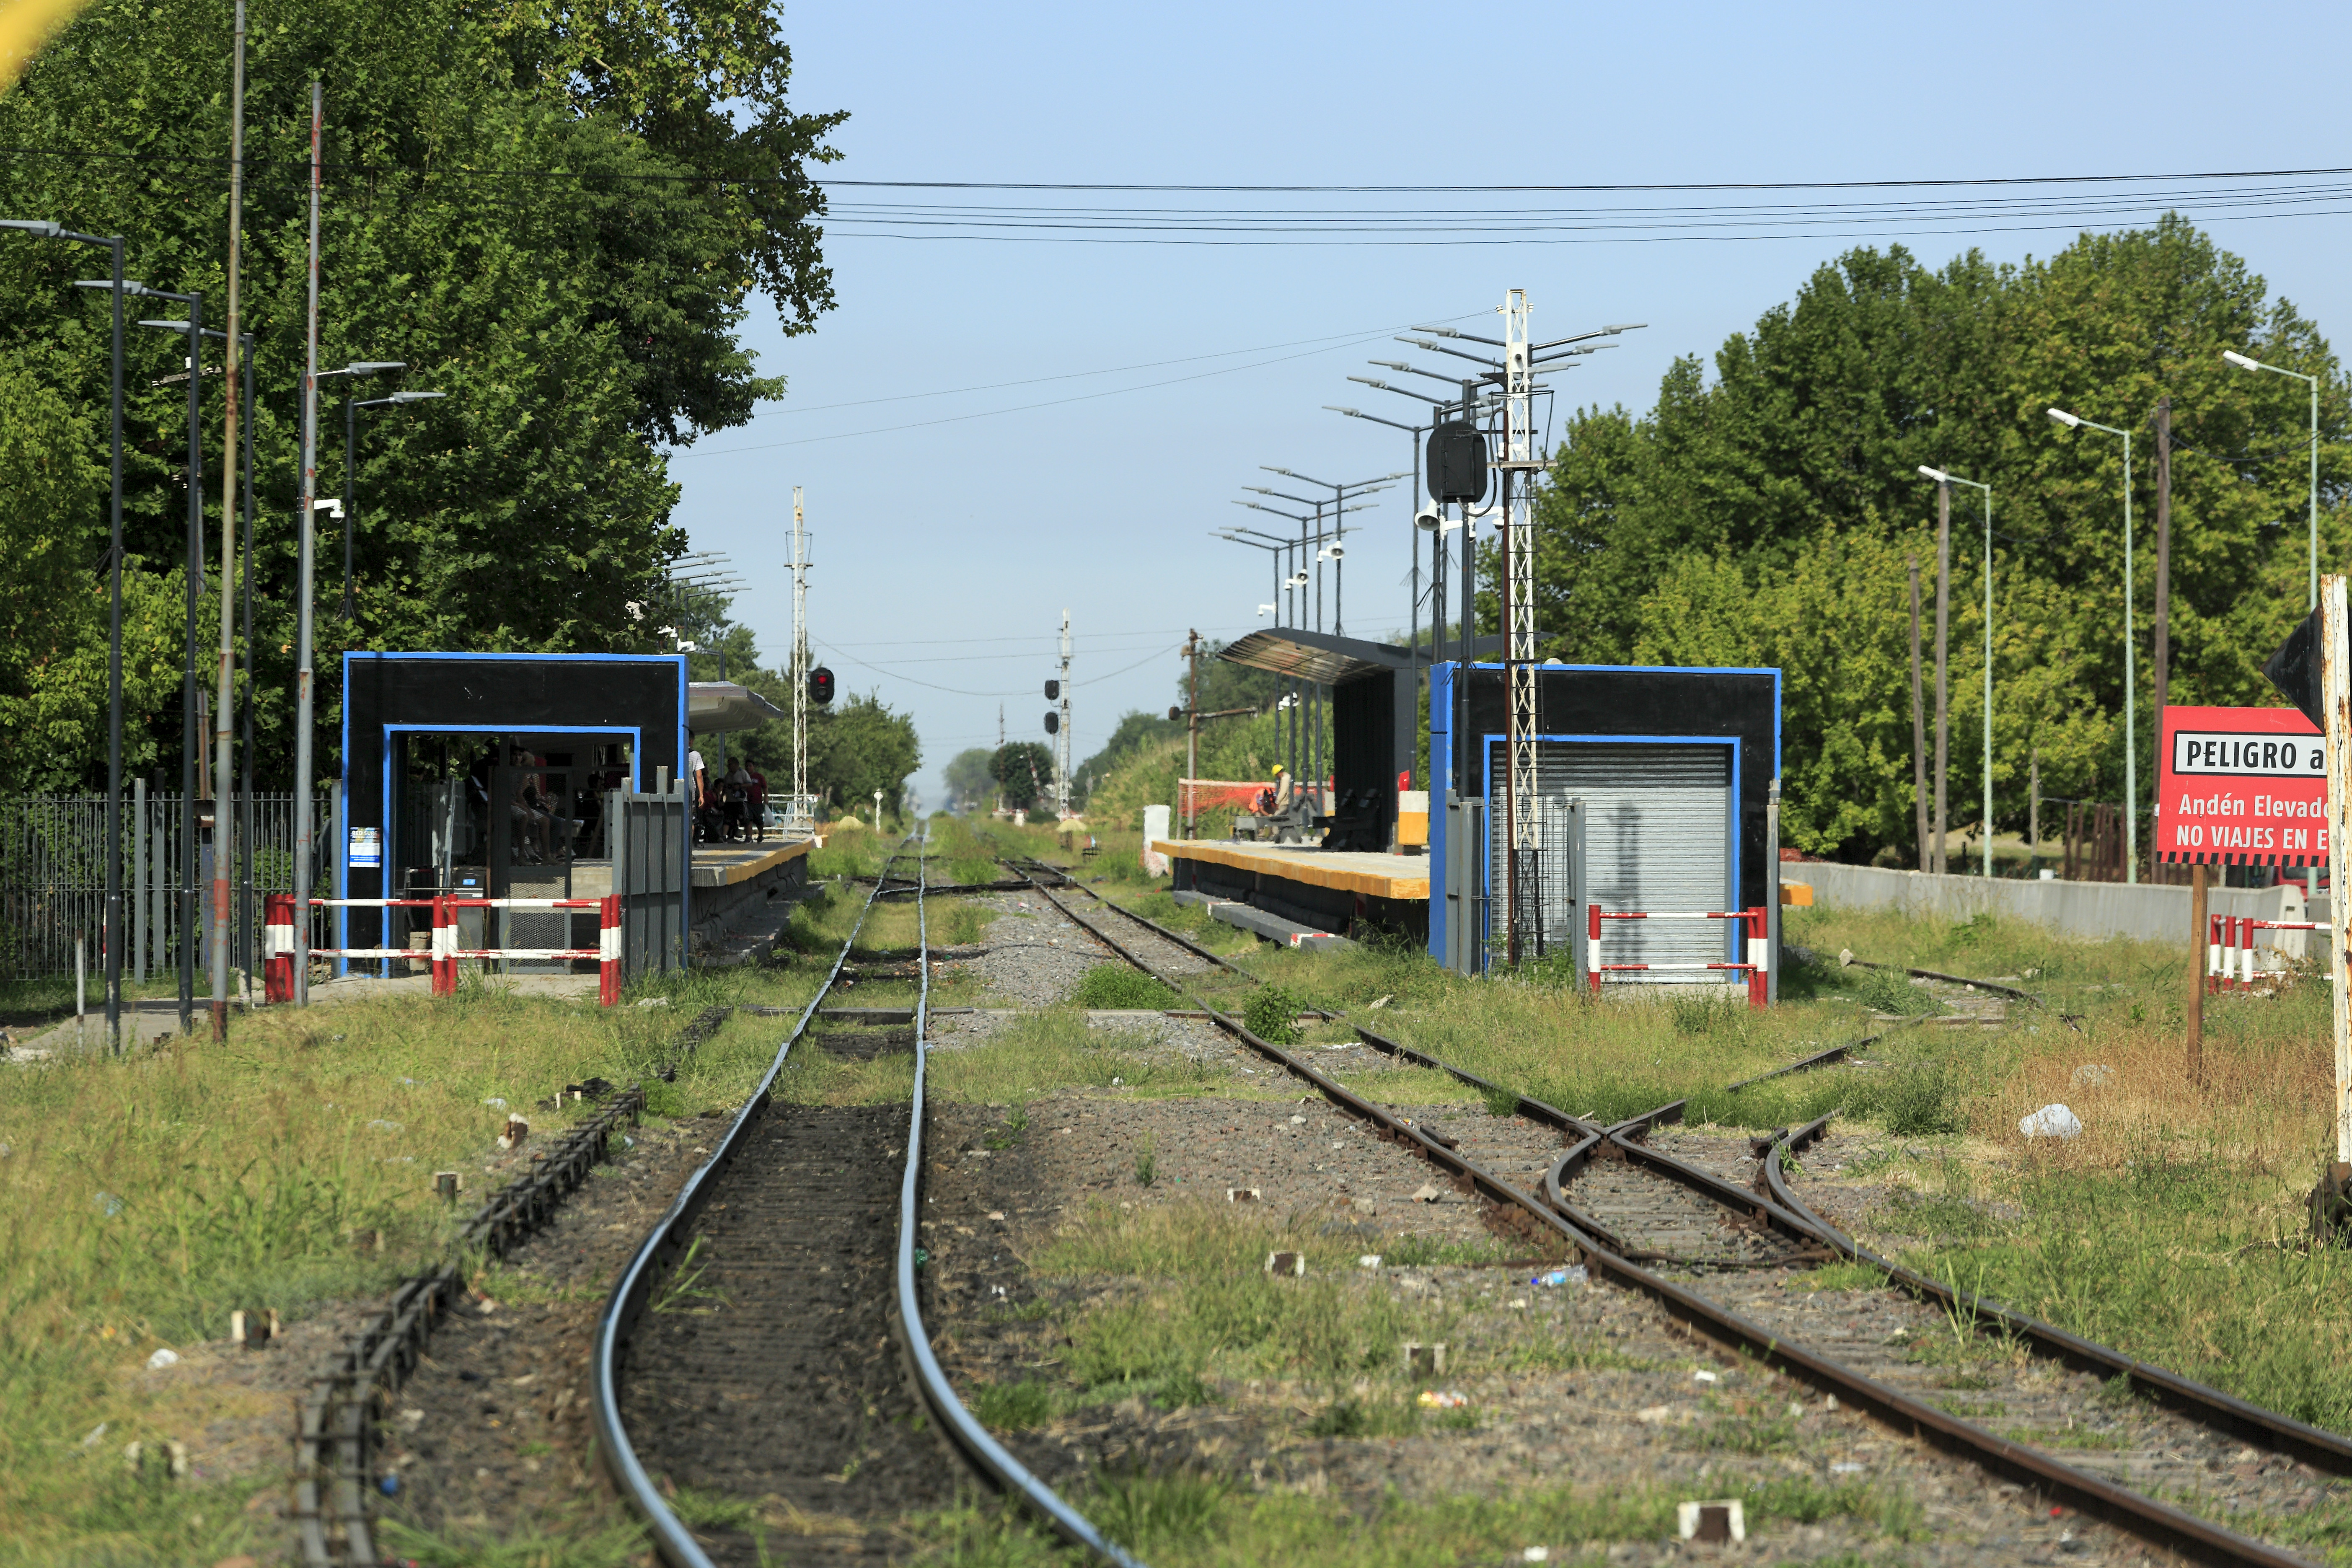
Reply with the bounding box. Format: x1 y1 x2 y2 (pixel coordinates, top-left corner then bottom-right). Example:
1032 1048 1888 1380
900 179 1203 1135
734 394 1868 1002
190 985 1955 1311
1216 627 1415 686
688 681 787 733
1219 627 1503 686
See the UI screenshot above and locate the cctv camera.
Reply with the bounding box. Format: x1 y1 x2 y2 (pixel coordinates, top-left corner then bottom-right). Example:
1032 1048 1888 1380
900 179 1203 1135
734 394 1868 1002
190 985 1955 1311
1414 506 1441 531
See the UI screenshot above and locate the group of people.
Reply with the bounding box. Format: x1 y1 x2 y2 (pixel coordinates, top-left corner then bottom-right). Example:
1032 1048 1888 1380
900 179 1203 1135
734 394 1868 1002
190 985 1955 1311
686 747 768 844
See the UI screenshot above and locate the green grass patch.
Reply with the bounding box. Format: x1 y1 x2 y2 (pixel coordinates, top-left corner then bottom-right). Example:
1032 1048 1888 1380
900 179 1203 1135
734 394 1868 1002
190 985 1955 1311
1785 1259 1893 1292
0 970 824 1562
1073 964 1178 1011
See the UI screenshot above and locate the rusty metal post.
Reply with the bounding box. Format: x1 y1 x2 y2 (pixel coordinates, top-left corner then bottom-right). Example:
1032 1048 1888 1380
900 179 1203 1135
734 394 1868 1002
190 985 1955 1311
1910 557 1929 872
2321 574 2352 1164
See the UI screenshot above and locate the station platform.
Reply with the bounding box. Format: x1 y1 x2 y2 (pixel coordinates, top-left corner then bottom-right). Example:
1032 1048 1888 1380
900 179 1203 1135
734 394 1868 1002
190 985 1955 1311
693 837 810 890
1151 838 1428 944
690 837 814 965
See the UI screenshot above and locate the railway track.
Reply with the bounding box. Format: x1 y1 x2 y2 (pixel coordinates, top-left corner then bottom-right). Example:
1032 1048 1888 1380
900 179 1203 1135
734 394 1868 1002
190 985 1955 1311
590 835 1143 1568
996 856 2346 1565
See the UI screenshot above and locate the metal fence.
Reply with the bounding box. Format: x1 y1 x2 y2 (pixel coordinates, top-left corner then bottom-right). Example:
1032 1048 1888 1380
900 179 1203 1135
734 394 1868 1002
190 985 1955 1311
0 791 335 983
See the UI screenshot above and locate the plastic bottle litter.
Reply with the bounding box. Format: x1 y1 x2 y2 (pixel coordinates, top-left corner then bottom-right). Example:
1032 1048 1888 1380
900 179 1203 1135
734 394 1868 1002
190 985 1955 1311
1532 1267 1588 1288
2018 1103 2083 1140
145 1348 179 1370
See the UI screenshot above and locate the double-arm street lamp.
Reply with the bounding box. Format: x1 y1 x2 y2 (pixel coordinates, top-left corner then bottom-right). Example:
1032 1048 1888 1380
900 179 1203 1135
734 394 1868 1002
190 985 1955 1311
2222 349 2324 611
3 219 129 1052
1918 465 1994 879
317 362 406 621
2048 406 2139 884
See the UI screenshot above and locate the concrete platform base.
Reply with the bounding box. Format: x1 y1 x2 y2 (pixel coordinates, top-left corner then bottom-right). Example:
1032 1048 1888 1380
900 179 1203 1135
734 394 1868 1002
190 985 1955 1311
1171 888 1353 951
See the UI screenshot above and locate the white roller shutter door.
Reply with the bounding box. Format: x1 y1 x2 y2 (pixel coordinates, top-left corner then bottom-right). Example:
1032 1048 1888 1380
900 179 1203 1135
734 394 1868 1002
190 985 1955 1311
1489 740 1734 983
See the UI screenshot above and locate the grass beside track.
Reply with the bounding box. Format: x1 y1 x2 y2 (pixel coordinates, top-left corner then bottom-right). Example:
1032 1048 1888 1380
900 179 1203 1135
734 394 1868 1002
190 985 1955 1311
0 960 833 1567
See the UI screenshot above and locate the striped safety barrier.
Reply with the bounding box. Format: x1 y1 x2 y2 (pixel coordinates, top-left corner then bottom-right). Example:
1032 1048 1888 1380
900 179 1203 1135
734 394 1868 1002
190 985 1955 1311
264 895 623 1005
1587 903 1771 1008
2207 913 2323 993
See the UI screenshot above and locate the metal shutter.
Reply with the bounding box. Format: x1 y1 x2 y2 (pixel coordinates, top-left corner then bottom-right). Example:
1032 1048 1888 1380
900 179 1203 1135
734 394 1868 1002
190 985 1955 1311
1489 740 1733 983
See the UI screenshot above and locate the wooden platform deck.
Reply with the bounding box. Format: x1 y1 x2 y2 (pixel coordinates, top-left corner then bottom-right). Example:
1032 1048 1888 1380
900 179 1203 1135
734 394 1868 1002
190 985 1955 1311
1151 838 1429 901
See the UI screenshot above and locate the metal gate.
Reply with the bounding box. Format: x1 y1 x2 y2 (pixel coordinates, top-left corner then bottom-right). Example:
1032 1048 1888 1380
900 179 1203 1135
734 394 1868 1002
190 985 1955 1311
1488 740 1734 984
605 780 687 977
1 789 334 983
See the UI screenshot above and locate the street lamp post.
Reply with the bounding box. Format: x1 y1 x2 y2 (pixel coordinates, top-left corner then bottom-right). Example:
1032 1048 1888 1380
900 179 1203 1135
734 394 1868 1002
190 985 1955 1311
134 291 208 1034
1920 466 1994 878
2049 407 2139 883
1325 406 1431 670
2222 349 2324 612
344 387 445 624
5 221 130 1052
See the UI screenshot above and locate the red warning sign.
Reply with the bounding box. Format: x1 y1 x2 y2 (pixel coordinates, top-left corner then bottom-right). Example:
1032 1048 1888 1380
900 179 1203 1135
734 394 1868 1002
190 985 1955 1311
2157 704 2326 866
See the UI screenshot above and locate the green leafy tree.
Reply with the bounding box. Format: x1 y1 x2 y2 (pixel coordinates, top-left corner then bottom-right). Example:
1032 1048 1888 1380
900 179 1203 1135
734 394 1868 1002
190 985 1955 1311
990 742 1055 811
0 0 841 789
1533 218 2346 862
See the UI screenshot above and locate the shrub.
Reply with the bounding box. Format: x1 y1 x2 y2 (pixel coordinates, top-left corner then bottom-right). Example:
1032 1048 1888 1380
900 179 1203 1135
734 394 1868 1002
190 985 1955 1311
1074 964 1178 1010
1244 985 1306 1045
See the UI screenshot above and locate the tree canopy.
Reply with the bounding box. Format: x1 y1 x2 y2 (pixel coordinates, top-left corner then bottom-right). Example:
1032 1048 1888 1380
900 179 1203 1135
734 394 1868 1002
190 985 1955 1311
0 0 840 789
1528 217 2347 861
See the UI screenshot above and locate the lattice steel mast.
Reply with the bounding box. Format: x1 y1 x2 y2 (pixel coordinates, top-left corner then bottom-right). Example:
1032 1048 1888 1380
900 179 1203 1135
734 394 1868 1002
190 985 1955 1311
1501 290 1545 964
789 487 810 834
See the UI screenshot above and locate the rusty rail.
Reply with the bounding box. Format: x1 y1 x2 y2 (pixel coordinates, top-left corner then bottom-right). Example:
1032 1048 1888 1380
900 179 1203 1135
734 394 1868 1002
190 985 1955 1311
1019 864 2331 1567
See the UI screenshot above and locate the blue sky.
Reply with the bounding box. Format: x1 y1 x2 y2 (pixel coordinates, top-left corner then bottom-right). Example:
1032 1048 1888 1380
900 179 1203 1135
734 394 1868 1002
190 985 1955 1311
668 0 2352 812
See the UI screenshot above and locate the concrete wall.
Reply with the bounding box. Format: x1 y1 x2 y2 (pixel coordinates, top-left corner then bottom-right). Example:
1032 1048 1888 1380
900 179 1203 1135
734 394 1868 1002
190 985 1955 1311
1786 863 2323 952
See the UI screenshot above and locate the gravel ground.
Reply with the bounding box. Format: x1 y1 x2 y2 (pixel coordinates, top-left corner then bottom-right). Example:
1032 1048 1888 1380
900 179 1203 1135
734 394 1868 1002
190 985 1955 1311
915 1088 2186 1565
952 893 1119 1007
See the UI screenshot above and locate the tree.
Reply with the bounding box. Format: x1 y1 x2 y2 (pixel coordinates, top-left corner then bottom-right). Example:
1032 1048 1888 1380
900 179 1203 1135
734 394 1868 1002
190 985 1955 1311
990 742 1055 811
1531 218 2345 862
0 0 841 789
942 748 996 813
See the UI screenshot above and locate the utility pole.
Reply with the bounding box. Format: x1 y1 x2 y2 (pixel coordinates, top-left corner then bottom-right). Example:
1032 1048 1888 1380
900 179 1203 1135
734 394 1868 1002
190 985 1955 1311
1056 611 1072 817
1500 290 1542 964
789 487 809 834
2155 396 2172 733
1910 556 1929 872
1933 477 1952 876
210 0 247 1040
292 81 323 1006
1184 629 1201 838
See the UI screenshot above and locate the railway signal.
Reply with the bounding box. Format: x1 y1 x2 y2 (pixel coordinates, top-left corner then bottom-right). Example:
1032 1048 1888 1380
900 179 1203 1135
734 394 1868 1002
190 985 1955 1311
807 665 834 705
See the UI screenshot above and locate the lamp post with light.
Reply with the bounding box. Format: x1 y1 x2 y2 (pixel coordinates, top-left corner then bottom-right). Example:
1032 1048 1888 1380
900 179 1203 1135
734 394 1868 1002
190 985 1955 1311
1919 465 1994 877
2221 349 2323 612
343 386 444 624
2048 406 2138 883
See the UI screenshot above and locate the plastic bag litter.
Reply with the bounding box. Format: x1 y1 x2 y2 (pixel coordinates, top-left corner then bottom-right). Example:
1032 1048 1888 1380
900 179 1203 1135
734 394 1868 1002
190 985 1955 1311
2019 1103 2083 1140
145 1348 179 1370
1416 1389 1469 1409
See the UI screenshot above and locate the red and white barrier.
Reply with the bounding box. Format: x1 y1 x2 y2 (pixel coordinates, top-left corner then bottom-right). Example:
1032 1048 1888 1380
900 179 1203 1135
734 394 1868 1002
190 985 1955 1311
2207 914 2322 992
1587 904 1771 1008
265 895 624 1005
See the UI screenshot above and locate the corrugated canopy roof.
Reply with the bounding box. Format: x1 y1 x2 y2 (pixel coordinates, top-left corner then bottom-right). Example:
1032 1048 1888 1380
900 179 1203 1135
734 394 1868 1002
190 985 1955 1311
1217 628 1502 685
688 681 787 733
